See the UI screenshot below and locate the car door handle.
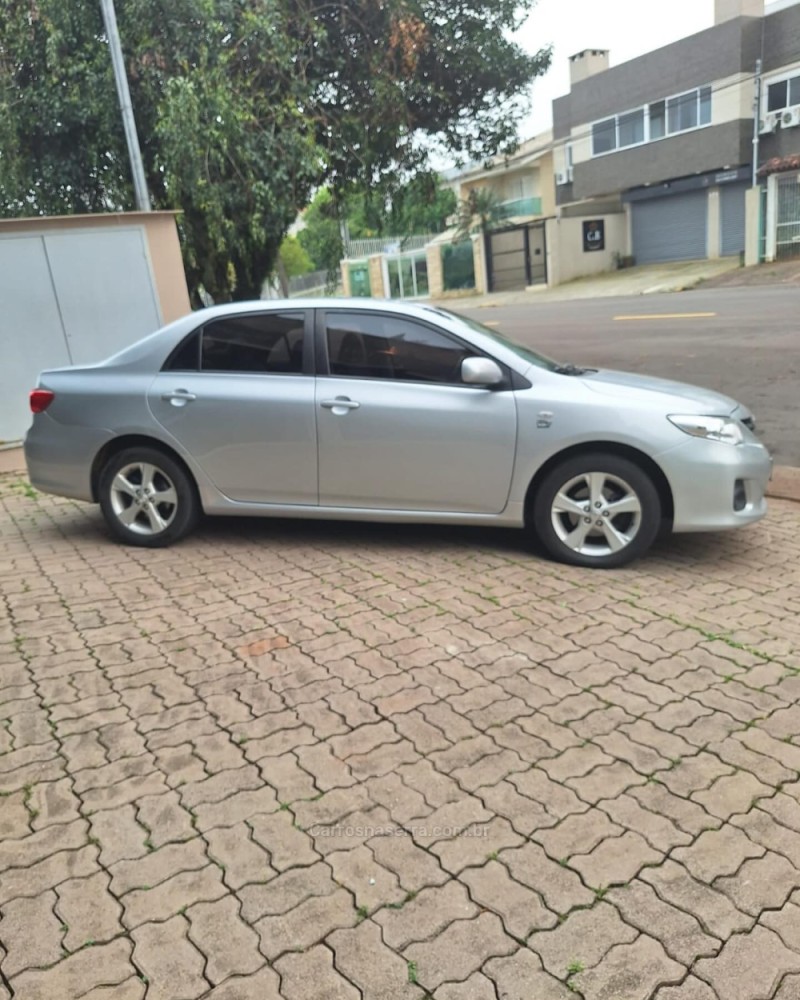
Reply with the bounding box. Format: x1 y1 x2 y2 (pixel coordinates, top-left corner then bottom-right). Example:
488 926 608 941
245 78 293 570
320 397 360 411
161 389 196 405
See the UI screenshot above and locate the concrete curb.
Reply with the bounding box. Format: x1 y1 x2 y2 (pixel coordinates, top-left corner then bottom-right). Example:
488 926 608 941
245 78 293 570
2 446 798 502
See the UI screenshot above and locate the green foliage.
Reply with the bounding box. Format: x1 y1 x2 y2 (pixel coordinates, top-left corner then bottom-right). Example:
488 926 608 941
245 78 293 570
279 235 313 278
297 189 343 274
346 171 457 238
0 0 550 303
455 187 504 239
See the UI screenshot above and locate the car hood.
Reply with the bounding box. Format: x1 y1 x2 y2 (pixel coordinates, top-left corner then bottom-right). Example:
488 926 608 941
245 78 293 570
579 368 741 415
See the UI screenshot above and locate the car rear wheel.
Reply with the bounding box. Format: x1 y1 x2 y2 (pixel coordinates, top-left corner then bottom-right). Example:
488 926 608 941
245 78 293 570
99 447 199 547
532 454 661 568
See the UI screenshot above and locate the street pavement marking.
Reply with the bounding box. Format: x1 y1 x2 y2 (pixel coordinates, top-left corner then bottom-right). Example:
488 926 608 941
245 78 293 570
484 321 501 327
614 312 717 321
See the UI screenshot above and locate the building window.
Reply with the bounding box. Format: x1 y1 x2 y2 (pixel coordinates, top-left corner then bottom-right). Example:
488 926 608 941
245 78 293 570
619 109 645 147
590 85 712 157
592 118 617 155
768 74 800 112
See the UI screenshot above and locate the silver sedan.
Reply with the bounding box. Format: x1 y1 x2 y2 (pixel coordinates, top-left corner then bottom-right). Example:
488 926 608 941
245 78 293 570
24 299 771 568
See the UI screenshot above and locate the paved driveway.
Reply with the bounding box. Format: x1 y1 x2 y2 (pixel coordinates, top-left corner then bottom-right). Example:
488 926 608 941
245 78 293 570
2 478 800 1000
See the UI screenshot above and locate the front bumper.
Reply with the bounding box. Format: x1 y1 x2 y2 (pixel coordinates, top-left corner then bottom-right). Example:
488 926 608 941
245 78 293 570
657 436 771 533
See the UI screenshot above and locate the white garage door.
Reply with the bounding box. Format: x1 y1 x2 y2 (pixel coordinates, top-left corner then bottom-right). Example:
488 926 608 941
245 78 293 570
0 227 163 442
632 190 708 264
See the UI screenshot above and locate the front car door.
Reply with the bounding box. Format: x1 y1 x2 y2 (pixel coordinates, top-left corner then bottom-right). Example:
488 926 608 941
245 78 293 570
315 309 517 513
147 309 318 505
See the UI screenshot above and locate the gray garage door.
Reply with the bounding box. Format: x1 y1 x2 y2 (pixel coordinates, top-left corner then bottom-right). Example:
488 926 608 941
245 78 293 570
631 190 708 264
720 183 747 257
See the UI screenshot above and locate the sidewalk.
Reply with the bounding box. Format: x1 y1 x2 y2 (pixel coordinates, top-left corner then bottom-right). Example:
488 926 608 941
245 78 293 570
435 259 740 310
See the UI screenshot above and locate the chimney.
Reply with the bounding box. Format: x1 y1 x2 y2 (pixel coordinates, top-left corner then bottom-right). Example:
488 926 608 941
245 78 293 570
714 0 764 22
569 49 610 88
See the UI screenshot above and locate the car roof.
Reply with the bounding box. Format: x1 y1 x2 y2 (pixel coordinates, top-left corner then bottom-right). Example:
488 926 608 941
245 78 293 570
196 298 450 321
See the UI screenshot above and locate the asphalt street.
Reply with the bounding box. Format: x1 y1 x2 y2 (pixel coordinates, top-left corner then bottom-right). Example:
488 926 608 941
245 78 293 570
460 284 799 467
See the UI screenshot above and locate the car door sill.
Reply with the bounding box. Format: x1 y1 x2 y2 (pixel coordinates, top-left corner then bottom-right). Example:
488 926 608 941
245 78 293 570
203 498 525 527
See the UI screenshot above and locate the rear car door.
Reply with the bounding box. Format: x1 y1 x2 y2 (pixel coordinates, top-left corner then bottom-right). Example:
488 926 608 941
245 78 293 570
147 309 318 504
315 309 517 513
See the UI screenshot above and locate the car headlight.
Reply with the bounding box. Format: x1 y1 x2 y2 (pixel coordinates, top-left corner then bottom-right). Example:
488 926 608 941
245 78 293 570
668 414 745 445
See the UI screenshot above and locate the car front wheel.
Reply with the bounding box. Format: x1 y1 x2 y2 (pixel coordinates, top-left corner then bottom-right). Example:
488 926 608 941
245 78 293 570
532 454 661 568
99 447 199 547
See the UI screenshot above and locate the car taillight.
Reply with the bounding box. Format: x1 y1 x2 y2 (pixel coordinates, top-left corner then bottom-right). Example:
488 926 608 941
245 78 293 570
30 389 55 413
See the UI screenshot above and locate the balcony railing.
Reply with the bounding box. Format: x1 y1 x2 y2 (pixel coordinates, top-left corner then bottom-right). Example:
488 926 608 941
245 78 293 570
493 196 543 220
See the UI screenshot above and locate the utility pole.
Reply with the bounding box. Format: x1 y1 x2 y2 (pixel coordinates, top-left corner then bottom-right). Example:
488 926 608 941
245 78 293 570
752 57 763 188
100 0 152 211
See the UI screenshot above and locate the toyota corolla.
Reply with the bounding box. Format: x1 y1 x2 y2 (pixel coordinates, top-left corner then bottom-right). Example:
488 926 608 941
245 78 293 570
24 300 771 568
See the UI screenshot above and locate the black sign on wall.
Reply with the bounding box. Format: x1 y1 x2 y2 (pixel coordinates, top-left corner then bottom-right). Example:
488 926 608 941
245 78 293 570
583 220 605 252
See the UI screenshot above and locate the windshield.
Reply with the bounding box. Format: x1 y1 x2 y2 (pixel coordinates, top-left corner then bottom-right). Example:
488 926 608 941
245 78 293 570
432 308 559 371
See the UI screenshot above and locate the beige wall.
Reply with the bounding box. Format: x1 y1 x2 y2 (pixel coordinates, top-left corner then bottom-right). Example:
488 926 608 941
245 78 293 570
539 153 556 217
545 214 627 285
426 244 445 298
368 255 386 297
472 234 488 294
0 211 190 322
744 186 762 267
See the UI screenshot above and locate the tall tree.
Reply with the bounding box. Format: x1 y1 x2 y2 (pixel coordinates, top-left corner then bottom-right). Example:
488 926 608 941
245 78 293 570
0 0 550 303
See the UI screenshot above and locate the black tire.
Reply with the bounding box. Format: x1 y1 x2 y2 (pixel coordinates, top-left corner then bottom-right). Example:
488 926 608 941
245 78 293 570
99 446 199 547
532 453 661 568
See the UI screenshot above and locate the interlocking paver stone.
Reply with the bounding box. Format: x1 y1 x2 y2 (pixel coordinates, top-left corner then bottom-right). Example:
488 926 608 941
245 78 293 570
570 830 663 887
642 860 752 939
10 938 135 1000
328 919 422 999
275 945 360 1000
187 895 263 984
484 947 573 1000
238 861 335 922
609 880 720 965
535 808 624 859
672 825 764 883
434 972 497 999
528 903 638 978
0 890 63 976
375 879 477 950
132 915 207 1000
694 925 800 999
405 912 516 991
462 859 558 938
715 850 800 915
653 978 718 1000
255 887 357 959
121 863 227 928
109 837 209 896
56 870 123 950
327 844 405 911
4 483 800 999
501 841 594 913
572 935 685 1000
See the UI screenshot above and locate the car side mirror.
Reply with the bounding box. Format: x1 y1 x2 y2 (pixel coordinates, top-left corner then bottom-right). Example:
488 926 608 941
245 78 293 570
461 356 504 387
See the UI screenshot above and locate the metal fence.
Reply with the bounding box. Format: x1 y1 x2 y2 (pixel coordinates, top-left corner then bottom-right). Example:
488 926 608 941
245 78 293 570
345 234 433 258
776 172 800 260
287 268 341 297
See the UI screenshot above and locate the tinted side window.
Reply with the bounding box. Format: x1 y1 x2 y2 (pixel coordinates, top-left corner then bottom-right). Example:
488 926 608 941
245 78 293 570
164 331 201 371
201 313 305 374
326 312 472 384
